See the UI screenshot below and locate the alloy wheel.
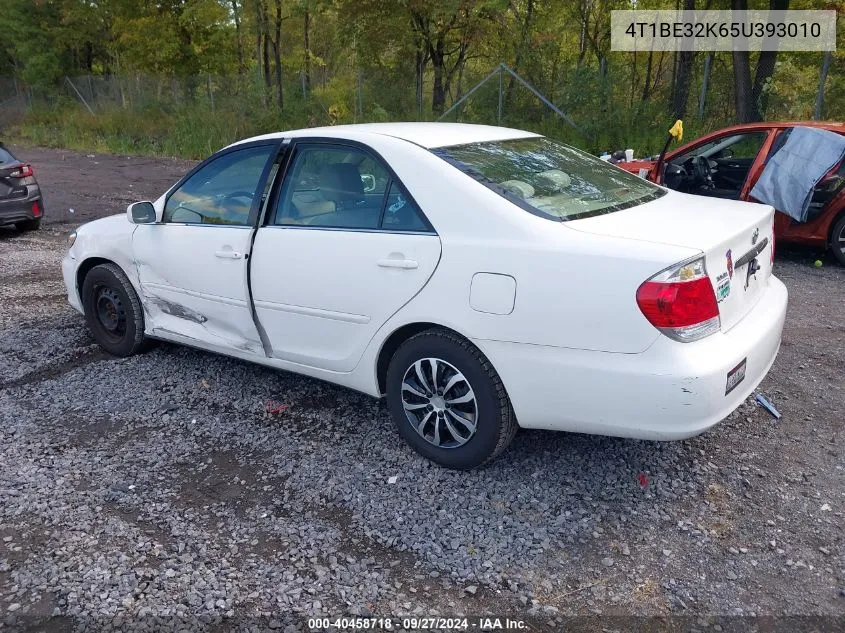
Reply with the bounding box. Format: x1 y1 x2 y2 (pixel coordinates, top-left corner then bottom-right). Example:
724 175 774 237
400 357 478 449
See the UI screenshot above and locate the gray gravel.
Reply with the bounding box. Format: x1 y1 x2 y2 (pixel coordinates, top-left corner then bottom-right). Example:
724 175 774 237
1 148 844 631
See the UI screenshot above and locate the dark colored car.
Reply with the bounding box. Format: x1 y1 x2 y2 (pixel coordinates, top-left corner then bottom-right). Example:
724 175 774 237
0 143 44 231
620 122 845 265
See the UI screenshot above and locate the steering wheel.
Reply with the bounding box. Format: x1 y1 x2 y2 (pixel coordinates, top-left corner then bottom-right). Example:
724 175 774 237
691 156 714 189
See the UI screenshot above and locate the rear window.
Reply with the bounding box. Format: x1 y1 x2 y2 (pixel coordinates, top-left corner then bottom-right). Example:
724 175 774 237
433 137 665 221
0 146 16 164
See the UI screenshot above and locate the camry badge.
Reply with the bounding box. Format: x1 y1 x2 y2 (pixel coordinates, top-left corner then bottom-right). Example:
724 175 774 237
726 249 733 279
751 228 759 245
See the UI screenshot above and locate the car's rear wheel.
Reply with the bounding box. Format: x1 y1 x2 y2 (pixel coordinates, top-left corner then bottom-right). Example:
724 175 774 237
81 263 147 357
15 218 41 232
830 213 845 267
386 328 517 469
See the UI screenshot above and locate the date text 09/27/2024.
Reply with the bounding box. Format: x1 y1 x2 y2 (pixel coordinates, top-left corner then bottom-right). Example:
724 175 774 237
307 616 527 630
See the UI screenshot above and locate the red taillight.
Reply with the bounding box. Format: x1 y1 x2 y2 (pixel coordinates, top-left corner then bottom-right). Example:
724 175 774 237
637 277 719 326
11 163 33 178
32 201 42 217
636 256 720 342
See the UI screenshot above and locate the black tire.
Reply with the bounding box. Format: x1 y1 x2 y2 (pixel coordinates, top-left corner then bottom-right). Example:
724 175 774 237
81 263 147 357
386 328 518 469
830 213 845 267
15 218 41 232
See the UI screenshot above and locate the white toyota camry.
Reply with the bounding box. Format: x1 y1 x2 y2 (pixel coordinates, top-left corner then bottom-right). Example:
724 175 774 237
62 123 787 469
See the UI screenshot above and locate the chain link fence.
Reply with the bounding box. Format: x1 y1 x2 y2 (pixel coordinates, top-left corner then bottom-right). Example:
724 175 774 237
0 67 584 126
1 59 834 157
0 67 692 157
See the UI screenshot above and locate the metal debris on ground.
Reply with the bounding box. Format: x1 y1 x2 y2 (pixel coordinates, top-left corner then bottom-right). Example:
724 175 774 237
755 394 782 419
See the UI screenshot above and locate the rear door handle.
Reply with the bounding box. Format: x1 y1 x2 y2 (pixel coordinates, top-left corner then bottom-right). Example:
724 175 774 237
377 258 418 270
215 250 243 260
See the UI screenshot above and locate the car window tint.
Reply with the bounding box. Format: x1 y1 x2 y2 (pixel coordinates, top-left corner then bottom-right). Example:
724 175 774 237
380 181 428 232
0 146 16 164
164 146 274 225
275 146 390 229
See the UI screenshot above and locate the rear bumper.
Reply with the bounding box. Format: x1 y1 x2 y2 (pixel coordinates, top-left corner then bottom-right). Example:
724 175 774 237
0 189 43 226
476 275 788 440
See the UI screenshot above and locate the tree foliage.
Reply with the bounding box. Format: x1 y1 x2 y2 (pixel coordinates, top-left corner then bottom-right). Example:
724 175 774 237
1 0 841 156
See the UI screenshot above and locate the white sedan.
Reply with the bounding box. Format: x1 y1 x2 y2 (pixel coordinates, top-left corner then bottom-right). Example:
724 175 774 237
62 123 787 469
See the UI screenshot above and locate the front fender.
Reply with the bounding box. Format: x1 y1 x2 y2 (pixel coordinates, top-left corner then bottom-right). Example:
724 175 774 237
64 214 141 311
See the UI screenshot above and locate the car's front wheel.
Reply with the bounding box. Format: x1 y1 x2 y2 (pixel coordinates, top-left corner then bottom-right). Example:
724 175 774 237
386 328 517 469
81 263 147 357
830 213 845 267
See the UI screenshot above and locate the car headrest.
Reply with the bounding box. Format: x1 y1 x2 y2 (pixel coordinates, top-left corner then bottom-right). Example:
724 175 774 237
537 169 572 190
319 163 364 205
499 180 535 199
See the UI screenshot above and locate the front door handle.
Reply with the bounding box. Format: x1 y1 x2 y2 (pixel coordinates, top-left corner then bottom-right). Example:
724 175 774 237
377 258 418 270
215 250 243 260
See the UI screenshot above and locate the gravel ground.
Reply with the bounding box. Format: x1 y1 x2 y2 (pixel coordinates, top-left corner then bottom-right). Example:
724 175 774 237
1 147 844 632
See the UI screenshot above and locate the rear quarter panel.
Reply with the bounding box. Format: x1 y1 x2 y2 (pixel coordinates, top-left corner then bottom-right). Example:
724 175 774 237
352 139 700 357
368 207 696 356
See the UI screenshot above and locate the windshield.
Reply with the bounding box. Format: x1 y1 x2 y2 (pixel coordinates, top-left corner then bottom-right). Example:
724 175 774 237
433 137 664 221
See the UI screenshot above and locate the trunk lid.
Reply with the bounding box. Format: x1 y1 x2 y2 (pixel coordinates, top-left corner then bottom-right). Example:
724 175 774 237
568 189 775 333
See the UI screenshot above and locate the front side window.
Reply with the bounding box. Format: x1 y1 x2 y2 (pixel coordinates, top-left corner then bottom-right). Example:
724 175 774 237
274 144 429 231
667 131 768 197
164 145 274 226
674 132 767 164
433 137 664 221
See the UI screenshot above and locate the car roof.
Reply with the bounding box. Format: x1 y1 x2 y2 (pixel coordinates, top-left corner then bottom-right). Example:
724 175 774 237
230 122 540 150
714 121 845 133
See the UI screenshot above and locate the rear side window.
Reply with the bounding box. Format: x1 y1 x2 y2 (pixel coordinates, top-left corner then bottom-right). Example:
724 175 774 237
434 137 664 221
274 144 431 232
381 181 429 232
0 146 16 164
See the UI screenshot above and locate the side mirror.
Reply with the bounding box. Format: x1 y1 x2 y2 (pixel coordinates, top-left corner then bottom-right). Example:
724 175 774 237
127 201 156 224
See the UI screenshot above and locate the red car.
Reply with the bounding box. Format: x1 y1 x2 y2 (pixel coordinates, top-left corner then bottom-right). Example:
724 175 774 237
620 122 845 265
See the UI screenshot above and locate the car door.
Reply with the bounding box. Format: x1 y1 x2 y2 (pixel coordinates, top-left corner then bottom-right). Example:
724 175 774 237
664 130 771 200
760 126 845 242
132 141 279 355
249 141 442 372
